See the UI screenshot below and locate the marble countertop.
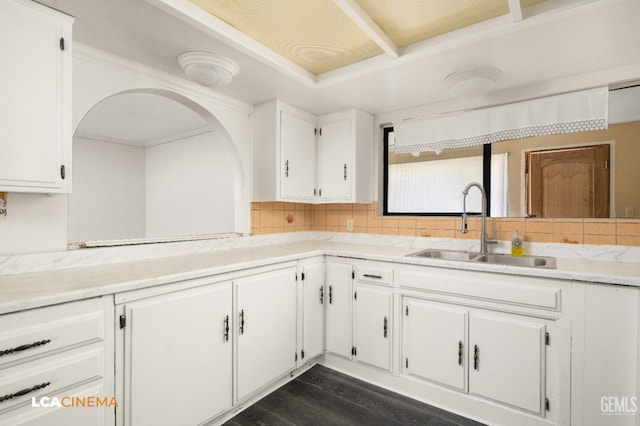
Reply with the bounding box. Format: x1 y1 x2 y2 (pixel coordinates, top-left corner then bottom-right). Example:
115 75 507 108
1 232 639 315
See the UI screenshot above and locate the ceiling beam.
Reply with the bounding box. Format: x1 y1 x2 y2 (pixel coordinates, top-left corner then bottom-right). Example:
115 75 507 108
332 0 399 59
508 0 524 22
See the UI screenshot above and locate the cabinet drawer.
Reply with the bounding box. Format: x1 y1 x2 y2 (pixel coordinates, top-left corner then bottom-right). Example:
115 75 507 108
0 299 104 367
355 265 393 286
0 346 104 413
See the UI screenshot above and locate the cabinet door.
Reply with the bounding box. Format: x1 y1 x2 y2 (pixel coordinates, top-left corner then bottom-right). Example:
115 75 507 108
236 268 297 401
302 263 325 361
402 298 467 391
123 284 232 426
0 1 71 192
353 284 393 371
318 116 351 201
280 110 317 200
469 312 546 414
325 263 353 358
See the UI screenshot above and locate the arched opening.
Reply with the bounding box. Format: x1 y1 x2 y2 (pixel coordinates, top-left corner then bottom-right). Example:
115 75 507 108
69 88 243 244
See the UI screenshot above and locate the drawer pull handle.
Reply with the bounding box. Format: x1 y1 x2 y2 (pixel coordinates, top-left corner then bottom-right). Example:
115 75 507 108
0 382 51 403
320 286 324 304
239 310 245 335
458 341 463 366
383 317 388 338
0 339 51 357
363 274 383 280
329 285 333 304
223 315 230 342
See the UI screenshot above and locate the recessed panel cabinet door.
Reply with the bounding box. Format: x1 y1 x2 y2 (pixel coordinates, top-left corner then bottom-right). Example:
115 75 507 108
402 298 467 391
325 263 353 358
0 1 71 192
280 110 317 200
318 117 352 201
353 284 393 371
236 268 297 401
124 283 232 426
469 312 546 414
303 263 325 361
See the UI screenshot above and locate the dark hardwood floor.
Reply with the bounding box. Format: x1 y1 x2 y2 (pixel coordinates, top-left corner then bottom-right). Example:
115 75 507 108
225 365 485 426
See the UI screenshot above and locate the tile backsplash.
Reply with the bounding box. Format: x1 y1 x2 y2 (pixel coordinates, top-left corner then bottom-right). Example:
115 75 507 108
251 202 640 247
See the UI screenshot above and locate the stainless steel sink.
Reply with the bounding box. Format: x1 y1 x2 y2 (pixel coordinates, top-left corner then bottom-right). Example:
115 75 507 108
473 253 556 269
407 249 478 261
407 249 556 269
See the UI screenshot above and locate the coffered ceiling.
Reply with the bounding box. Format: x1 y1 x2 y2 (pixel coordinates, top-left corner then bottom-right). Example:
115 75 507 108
36 0 640 116
189 0 546 75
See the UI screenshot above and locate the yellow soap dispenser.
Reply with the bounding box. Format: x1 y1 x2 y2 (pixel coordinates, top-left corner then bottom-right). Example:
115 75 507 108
511 229 523 257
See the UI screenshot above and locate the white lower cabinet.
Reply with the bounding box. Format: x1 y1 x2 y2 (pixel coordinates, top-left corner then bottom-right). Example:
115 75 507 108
403 298 467 391
402 296 549 416
469 312 546 414
353 283 393 371
235 267 297 401
0 297 113 426
300 261 325 363
119 283 232 426
325 262 353 359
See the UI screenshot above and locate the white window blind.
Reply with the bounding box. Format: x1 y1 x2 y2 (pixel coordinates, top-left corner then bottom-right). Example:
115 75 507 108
388 153 508 215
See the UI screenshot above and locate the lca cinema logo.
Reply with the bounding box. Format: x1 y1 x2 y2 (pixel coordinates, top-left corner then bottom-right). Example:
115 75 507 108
601 396 638 416
32 396 118 408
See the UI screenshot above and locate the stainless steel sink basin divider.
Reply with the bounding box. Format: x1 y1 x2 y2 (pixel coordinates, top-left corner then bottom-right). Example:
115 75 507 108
408 249 556 269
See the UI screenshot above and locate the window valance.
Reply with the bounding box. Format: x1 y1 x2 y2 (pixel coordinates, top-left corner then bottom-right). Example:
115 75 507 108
393 87 609 155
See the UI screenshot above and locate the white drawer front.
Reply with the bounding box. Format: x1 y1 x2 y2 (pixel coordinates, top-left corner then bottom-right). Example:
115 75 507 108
355 266 393 286
0 299 104 366
0 346 104 413
397 267 562 310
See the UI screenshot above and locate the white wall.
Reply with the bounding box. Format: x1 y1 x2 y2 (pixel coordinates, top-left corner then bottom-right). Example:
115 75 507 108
0 193 67 255
69 138 146 242
146 132 235 237
0 44 252 256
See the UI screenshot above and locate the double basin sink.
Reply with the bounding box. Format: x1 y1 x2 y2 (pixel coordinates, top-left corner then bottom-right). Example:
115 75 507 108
407 249 556 269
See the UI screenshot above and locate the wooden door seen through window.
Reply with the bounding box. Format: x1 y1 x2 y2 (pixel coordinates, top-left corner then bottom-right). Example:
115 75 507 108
526 144 610 218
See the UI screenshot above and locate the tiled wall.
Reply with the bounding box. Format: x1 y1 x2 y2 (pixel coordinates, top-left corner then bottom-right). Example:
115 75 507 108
251 202 640 246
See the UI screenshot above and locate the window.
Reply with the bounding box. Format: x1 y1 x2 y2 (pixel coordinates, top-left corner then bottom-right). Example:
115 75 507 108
383 127 508 216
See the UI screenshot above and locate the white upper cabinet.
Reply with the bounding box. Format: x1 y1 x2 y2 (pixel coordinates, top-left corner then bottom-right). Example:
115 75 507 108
252 100 317 202
0 0 73 193
252 101 373 204
317 109 373 203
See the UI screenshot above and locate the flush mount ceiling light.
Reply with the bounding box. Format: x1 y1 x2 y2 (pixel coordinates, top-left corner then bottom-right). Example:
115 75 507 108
177 51 240 87
443 67 502 98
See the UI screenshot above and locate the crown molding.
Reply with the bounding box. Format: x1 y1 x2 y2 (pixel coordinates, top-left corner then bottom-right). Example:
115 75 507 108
75 127 216 148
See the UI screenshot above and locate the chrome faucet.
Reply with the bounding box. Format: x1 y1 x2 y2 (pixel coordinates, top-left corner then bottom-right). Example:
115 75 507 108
461 182 498 254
